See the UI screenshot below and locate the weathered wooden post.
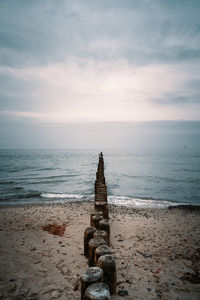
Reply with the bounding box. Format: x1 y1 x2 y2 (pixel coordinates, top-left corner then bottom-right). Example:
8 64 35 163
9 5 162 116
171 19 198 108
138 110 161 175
85 282 110 300
91 214 103 229
84 227 97 257
95 201 108 219
90 211 103 226
93 230 108 244
80 152 116 299
97 254 116 295
95 183 107 202
99 219 110 245
94 245 111 266
88 237 107 267
81 267 103 300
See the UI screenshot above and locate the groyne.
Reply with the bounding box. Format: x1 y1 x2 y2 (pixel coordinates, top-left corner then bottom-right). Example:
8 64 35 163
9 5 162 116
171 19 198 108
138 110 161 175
81 153 116 299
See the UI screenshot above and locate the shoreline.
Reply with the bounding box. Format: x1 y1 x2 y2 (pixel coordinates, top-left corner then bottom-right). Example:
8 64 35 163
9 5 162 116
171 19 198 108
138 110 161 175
0 202 200 299
0 198 200 210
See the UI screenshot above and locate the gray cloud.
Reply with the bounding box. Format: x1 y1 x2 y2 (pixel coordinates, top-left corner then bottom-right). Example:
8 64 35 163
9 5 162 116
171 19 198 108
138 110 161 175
0 0 200 66
0 0 200 149
152 93 200 106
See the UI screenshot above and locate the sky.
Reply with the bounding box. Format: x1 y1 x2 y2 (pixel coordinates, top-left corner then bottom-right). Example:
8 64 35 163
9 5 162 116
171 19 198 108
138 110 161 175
0 0 200 148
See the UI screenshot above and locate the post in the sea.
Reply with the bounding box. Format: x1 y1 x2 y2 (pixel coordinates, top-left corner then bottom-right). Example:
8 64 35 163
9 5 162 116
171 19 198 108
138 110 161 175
94 152 109 220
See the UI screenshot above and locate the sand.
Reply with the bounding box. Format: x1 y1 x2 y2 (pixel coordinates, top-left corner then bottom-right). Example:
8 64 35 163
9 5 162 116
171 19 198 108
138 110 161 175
0 202 200 300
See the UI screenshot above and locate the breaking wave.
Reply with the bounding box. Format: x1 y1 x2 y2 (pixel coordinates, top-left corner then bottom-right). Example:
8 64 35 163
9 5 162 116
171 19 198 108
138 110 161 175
108 195 186 209
41 192 85 199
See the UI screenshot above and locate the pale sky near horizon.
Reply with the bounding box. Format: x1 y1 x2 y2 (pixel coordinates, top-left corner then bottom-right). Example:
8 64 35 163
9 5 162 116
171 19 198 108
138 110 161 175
0 0 200 148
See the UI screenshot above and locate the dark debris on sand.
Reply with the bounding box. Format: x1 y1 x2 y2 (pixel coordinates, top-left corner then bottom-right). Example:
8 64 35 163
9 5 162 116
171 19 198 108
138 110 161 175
42 223 67 236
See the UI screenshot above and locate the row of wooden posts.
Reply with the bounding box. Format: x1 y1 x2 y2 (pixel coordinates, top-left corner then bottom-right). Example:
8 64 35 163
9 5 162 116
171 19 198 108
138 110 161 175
81 152 117 300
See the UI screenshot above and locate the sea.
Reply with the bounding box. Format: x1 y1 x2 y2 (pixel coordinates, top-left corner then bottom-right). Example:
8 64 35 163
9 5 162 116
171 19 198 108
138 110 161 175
0 148 199 208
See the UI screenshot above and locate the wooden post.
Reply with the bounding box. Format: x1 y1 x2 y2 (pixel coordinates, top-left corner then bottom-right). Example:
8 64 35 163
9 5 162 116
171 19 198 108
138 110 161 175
96 172 105 183
95 183 107 202
95 201 108 219
99 219 110 245
93 230 108 244
97 254 116 295
91 214 103 229
94 245 111 266
84 227 97 257
90 211 103 227
85 282 110 300
81 267 103 300
88 237 107 267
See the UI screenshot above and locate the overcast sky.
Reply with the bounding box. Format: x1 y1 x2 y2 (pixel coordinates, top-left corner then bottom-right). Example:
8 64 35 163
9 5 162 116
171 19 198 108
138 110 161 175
0 0 200 148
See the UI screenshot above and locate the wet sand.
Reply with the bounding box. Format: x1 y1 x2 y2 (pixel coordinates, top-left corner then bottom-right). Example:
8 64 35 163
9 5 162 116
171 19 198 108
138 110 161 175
0 202 200 299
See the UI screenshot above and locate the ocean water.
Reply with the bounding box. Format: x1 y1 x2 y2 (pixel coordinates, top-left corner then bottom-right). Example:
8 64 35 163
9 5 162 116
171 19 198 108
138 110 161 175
0 148 199 208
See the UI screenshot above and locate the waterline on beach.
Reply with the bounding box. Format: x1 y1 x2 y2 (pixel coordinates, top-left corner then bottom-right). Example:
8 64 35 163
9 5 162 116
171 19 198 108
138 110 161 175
0 192 190 209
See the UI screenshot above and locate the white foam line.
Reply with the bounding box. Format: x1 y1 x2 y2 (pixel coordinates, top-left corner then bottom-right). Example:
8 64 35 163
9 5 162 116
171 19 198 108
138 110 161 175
41 193 186 208
41 193 84 199
108 195 185 209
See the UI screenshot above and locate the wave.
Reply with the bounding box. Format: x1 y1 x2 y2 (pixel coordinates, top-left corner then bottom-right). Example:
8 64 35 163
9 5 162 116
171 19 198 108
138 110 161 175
0 181 15 185
30 179 68 185
108 195 186 209
40 174 79 179
0 190 195 209
180 168 200 173
8 167 35 173
19 174 78 179
15 174 79 182
12 186 24 191
0 189 93 204
121 174 200 185
38 167 56 171
41 192 85 199
0 190 41 201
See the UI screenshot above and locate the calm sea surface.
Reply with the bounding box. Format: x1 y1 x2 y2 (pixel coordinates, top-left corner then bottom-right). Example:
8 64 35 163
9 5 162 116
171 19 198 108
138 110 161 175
0 148 199 208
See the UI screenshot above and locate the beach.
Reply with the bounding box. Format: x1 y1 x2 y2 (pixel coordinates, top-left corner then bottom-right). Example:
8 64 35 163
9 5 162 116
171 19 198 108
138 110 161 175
0 202 199 300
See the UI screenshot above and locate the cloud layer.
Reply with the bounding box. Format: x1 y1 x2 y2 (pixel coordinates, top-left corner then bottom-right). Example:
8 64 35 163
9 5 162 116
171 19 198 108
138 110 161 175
0 0 200 125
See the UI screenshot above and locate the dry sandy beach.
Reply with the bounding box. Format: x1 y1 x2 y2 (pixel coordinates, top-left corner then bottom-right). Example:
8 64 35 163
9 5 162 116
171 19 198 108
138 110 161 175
0 202 200 300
